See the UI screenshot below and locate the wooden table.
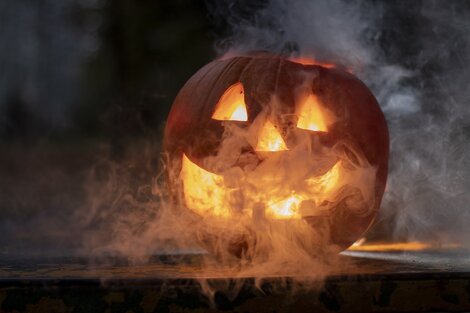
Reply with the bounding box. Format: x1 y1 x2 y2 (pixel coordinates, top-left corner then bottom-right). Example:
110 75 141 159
1 246 470 312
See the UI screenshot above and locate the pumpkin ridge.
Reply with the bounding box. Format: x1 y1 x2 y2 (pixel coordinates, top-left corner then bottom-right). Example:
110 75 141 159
191 60 229 121
274 56 284 97
198 57 245 118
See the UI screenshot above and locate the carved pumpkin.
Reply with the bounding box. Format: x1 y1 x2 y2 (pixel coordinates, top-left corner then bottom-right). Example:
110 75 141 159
164 52 389 254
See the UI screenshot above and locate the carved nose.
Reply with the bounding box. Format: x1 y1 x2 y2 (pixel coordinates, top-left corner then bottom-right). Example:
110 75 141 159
255 120 288 152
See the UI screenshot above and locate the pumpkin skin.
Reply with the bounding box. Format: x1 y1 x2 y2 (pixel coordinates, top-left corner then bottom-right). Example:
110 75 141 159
164 52 389 251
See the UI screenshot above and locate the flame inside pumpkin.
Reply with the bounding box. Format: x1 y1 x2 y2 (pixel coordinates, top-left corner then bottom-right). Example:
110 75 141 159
212 82 248 121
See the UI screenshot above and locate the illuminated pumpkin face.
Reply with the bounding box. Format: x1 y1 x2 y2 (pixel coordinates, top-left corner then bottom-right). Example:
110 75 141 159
164 52 389 251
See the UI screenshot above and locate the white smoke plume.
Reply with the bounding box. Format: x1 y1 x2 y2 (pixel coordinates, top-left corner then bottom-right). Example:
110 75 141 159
65 0 470 277
205 0 470 244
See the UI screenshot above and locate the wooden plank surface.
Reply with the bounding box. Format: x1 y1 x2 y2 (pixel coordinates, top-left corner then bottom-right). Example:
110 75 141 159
1 246 470 312
1 247 469 280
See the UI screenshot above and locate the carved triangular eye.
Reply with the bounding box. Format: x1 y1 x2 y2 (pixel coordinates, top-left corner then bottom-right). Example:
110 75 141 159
296 94 328 132
255 120 288 152
212 82 248 121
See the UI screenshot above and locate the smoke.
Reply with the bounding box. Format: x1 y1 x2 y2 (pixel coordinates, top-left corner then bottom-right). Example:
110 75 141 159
205 0 470 244
79 0 383 298
1 1 470 306
207 0 376 65
0 0 101 128
3 0 465 264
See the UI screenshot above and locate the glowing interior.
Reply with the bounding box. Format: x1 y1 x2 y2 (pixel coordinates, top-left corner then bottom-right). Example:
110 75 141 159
211 82 248 121
289 56 336 69
266 194 303 219
255 120 288 152
180 154 230 218
180 153 342 220
305 161 340 193
296 94 328 132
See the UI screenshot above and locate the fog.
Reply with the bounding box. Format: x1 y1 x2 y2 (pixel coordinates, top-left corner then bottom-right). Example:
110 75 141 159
205 0 470 244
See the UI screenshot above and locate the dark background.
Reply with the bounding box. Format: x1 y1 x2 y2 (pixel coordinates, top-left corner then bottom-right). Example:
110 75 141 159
0 0 219 255
1 0 469 256
0 0 214 143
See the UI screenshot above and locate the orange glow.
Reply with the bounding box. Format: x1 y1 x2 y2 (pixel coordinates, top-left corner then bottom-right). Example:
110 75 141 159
180 153 342 220
305 161 341 193
289 56 336 69
289 56 352 73
348 241 461 252
255 120 288 152
212 82 248 121
266 194 303 219
297 94 328 132
180 154 230 218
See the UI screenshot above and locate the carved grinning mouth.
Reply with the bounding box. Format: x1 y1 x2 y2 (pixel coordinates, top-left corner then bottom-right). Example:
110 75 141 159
180 152 342 219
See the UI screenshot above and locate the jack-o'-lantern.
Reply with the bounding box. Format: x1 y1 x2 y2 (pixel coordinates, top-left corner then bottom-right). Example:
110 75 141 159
164 52 389 257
